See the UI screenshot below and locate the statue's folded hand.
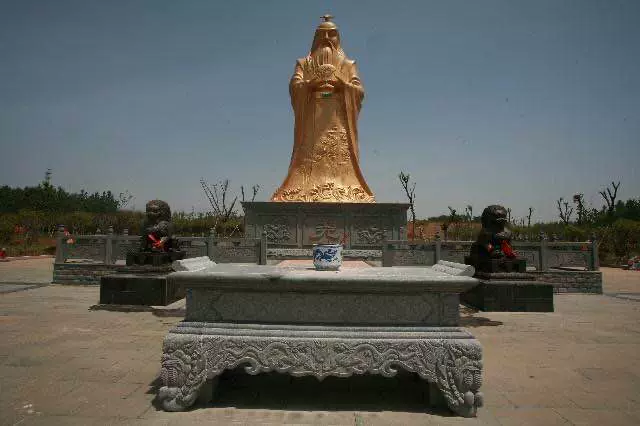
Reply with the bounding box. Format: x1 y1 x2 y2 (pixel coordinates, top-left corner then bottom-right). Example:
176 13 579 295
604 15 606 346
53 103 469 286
306 78 324 88
332 75 347 87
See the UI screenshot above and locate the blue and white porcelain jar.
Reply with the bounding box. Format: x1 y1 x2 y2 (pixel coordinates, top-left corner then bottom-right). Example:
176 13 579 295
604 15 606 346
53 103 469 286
312 244 343 271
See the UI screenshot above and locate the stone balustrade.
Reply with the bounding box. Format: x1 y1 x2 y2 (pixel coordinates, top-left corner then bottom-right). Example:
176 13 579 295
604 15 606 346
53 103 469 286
54 232 267 265
382 240 599 271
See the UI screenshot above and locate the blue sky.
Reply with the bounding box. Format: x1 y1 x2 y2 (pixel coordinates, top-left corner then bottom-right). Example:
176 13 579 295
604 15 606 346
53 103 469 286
1 0 638 222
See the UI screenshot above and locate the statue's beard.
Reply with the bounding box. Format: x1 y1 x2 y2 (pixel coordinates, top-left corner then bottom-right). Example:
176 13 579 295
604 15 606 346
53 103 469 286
311 40 343 65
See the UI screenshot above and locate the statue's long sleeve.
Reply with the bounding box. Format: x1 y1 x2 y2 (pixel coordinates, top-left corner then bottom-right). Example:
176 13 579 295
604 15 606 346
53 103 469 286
346 62 364 112
342 61 365 161
289 61 306 107
288 61 308 167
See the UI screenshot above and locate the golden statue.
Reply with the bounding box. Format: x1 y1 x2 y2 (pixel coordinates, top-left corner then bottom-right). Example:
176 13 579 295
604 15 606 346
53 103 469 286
271 15 375 203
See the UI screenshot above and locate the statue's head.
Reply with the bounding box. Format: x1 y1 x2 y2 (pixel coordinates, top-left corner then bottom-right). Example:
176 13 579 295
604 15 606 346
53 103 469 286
145 200 171 224
310 15 344 56
481 205 508 233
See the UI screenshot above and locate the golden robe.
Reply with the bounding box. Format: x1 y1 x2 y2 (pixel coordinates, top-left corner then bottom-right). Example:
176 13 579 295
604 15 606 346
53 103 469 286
271 53 375 203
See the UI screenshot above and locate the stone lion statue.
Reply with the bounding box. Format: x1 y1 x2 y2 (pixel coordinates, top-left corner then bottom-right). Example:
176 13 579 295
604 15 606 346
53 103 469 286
466 205 522 273
140 200 177 253
475 205 516 259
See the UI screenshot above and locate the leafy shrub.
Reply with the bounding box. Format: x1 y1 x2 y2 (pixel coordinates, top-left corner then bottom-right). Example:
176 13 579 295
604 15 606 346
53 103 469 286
596 219 640 265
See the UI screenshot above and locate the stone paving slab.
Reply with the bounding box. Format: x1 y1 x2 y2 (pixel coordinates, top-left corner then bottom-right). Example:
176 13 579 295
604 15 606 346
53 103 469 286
0 258 53 284
0 265 639 425
599 267 640 293
0 283 44 294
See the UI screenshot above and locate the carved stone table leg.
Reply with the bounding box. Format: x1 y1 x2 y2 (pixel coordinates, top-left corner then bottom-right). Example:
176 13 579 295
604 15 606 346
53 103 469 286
158 336 210 411
157 323 483 417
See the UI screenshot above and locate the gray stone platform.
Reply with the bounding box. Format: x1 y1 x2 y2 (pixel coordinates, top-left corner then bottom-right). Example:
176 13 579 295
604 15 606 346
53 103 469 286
1 259 639 425
176 264 478 326
159 263 484 417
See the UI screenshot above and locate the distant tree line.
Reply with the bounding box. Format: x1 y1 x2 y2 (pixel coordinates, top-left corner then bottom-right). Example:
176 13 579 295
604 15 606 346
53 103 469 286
0 176 244 251
0 182 129 214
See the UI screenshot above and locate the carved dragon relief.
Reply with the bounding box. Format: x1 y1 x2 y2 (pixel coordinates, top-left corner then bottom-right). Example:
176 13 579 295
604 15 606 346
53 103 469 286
263 219 294 244
158 332 483 417
356 226 386 245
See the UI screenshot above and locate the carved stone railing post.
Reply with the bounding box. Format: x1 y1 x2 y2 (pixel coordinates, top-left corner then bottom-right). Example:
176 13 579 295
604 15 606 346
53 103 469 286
260 232 268 265
539 234 549 271
113 235 121 264
435 237 442 264
381 242 391 267
590 234 599 270
104 227 114 265
55 224 66 263
207 228 216 261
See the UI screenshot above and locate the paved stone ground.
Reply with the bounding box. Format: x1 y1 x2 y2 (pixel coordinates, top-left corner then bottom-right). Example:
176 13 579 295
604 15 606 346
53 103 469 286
0 284 44 294
0 259 639 425
0 258 55 284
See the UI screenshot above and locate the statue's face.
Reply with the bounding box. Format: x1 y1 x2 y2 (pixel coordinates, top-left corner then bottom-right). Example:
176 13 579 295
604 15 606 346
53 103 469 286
493 207 508 223
145 200 171 223
146 204 161 222
312 29 340 52
481 205 508 231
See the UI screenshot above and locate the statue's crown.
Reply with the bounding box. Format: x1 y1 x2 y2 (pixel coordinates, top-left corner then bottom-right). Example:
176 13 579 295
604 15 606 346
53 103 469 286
317 14 337 30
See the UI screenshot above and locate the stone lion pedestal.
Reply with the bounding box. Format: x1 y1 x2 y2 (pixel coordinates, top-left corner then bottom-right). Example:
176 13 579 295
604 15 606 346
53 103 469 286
157 264 484 417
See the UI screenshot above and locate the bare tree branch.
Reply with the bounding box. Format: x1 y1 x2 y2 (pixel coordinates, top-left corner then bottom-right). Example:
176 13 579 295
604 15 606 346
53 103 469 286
599 181 620 214
398 172 416 240
202 178 261 237
117 190 134 210
221 179 229 214
200 179 221 215
224 197 238 221
557 197 573 225
465 205 474 240
447 206 460 240
241 184 260 203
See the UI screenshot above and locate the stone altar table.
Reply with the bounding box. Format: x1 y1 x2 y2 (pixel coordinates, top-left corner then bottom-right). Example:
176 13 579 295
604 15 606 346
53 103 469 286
158 264 484 417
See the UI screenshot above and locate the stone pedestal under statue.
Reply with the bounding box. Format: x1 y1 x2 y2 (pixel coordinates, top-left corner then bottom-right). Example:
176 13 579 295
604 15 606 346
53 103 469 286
99 199 185 307
242 201 409 250
462 205 553 312
100 270 173 306
461 272 554 312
